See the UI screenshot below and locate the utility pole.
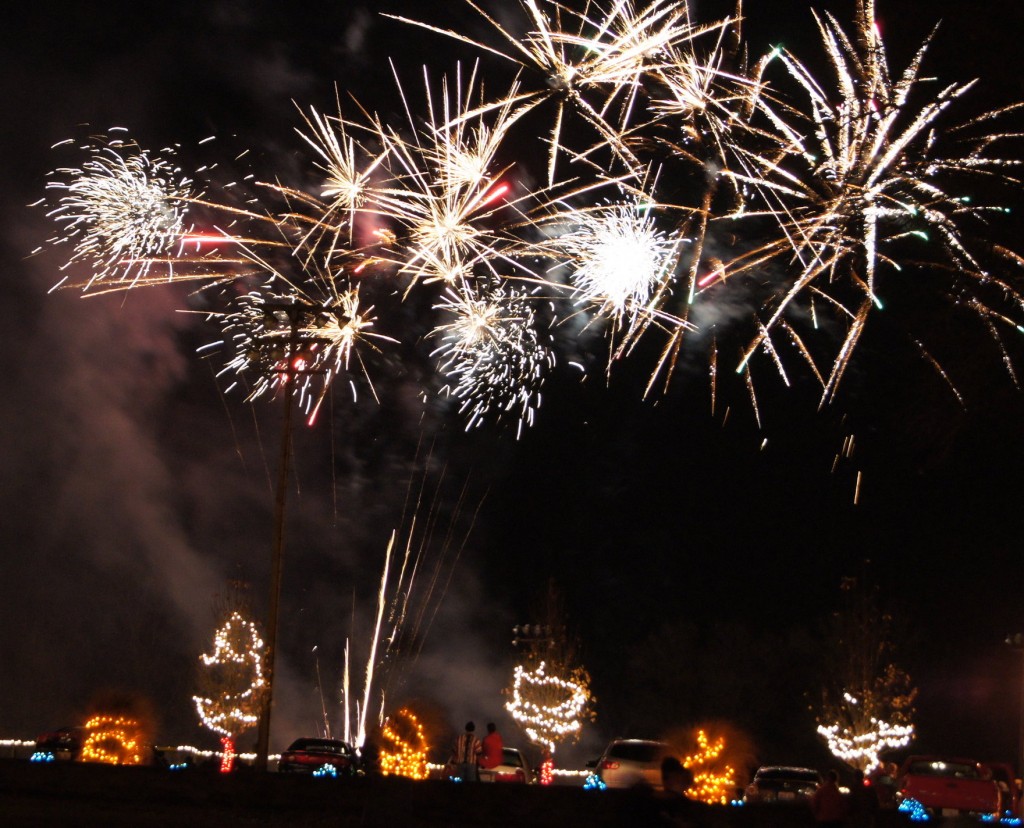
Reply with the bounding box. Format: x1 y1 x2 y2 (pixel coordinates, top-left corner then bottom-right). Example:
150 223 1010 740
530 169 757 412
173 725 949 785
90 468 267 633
253 300 333 771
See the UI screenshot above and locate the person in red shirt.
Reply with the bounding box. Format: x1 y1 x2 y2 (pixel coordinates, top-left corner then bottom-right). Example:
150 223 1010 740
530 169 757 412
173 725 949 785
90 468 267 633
811 769 849 827
478 722 503 771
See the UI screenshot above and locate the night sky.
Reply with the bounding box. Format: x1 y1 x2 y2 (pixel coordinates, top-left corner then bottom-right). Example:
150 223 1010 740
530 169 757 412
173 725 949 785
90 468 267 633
3 0 1024 777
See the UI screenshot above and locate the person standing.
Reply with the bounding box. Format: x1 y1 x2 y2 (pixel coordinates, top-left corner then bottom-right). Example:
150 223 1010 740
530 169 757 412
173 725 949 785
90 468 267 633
479 722 503 774
811 769 849 827
451 721 482 782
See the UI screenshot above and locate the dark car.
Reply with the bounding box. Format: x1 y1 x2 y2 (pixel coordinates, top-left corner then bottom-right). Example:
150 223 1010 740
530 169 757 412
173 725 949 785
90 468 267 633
745 766 822 803
34 727 85 761
278 738 357 776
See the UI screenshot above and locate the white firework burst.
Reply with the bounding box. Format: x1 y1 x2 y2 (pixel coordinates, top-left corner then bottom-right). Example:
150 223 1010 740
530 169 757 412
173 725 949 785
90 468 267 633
215 282 394 423
44 134 194 290
545 197 685 328
431 279 555 437
286 105 393 263
352 63 530 287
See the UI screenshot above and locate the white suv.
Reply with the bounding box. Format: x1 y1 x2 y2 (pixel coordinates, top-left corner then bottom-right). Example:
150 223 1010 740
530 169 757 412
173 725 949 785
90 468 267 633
589 739 675 790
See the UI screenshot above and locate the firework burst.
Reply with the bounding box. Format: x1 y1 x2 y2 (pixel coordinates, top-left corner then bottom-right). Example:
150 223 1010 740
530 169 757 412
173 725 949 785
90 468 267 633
42 132 195 291
214 278 394 424
722 0 1024 401
431 278 555 437
543 196 687 332
35 0 1024 434
284 104 393 264
361 63 535 288
388 0 714 183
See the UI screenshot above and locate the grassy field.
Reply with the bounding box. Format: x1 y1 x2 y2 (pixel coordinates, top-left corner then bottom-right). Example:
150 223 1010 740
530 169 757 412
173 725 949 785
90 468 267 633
0 758 930 827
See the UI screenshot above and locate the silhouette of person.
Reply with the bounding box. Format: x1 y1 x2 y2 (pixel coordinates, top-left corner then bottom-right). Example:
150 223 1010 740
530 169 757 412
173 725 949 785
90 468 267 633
451 721 482 782
479 722 503 772
811 769 849 827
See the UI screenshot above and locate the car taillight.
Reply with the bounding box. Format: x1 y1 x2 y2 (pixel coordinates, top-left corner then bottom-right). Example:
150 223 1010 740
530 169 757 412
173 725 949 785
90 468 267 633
601 760 620 770
495 771 525 782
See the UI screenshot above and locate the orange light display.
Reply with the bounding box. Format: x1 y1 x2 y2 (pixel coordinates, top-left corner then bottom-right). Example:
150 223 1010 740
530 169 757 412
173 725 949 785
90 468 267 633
379 708 429 780
682 729 737 805
80 715 146 765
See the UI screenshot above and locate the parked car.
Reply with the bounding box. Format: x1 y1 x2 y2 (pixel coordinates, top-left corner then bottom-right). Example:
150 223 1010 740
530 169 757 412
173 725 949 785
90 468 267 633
34 726 85 761
587 739 675 790
278 738 357 776
744 766 822 803
479 747 534 783
896 756 1001 818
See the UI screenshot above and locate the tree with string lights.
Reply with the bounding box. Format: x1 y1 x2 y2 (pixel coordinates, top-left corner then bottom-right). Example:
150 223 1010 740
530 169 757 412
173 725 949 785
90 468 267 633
506 583 594 783
814 572 917 773
680 728 739 805
193 605 268 772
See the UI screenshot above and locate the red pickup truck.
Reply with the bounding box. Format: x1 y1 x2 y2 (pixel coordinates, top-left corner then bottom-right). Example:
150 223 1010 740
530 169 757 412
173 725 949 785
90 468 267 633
985 762 1022 818
896 756 1002 818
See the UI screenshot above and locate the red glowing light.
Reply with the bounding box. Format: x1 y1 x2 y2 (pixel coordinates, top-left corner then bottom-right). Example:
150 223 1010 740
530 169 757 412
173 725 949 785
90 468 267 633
181 232 234 248
220 736 236 773
480 183 510 207
540 755 555 785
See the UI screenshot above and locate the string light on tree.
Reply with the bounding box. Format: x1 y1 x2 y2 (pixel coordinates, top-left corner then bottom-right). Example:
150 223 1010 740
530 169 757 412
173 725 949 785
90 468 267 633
505 661 591 755
817 705 914 774
379 708 429 780
192 610 268 773
815 576 917 773
539 752 554 786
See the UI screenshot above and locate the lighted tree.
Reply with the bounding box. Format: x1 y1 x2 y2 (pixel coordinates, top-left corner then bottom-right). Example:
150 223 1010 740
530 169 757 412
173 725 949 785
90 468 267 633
681 729 739 805
814 572 917 773
193 608 268 772
506 582 594 778
378 707 429 779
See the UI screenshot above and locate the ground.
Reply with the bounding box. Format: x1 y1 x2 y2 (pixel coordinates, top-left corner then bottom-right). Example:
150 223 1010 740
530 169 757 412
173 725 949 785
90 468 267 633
0 758 940 827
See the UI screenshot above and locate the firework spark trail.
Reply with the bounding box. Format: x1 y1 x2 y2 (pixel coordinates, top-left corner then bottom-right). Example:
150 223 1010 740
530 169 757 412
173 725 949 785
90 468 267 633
337 453 485 746
353 531 394 750
342 641 352 745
